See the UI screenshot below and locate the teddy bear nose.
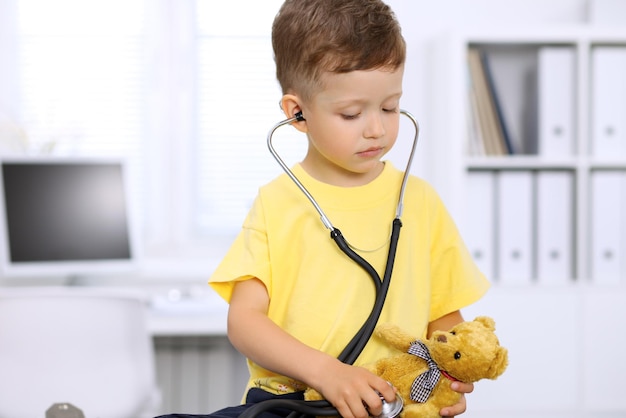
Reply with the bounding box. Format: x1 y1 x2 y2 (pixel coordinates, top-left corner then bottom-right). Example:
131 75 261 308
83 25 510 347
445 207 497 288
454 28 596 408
437 335 447 343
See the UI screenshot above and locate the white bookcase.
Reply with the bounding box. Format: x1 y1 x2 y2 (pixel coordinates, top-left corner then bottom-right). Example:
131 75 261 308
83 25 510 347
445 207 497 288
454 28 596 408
428 26 626 418
430 25 626 285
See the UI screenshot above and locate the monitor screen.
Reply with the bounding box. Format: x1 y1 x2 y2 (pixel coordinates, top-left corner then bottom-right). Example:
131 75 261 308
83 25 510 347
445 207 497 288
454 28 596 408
0 157 138 279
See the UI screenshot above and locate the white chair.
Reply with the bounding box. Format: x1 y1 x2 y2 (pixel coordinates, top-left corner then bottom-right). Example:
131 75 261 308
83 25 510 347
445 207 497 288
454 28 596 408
0 287 160 418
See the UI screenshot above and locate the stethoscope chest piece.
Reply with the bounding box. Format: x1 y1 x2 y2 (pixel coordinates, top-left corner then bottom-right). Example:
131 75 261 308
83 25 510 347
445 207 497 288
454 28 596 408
372 393 404 418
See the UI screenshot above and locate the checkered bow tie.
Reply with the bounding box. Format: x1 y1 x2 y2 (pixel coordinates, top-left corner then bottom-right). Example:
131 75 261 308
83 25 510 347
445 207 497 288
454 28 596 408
407 340 441 403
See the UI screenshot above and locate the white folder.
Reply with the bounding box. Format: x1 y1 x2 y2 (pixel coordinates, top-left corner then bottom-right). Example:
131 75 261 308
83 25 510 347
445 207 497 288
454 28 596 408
538 47 576 157
535 171 574 284
496 170 533 284
466 171 495 279
591 47 626 158
591 171 625 284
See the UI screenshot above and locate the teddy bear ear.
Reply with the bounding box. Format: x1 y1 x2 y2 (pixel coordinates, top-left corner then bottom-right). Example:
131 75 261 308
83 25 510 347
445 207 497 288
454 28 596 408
475 316 496 331
487 346 509 379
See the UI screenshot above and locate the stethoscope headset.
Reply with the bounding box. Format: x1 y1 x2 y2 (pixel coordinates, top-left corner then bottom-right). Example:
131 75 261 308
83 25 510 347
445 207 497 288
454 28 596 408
240 109 420 418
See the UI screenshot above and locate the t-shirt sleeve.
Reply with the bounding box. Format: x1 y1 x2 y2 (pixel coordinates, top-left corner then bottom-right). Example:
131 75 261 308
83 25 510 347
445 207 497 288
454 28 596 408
425 185 490 321
209 195 272 303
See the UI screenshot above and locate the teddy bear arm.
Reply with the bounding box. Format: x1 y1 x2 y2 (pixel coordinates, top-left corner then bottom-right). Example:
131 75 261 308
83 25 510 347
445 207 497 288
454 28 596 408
363 358 392 376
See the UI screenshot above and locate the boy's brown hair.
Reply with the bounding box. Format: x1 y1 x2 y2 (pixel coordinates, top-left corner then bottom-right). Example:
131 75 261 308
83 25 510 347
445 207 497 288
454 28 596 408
272 0 406 101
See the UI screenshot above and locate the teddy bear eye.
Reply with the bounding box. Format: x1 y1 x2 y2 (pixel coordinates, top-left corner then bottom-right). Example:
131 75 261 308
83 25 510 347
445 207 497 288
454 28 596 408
450 331 456 335
454 351 461 360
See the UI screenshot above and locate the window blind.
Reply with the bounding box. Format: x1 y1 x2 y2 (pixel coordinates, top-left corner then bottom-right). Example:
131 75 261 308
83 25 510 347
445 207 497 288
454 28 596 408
16 0 145 157
9 0 307 251
15 0 146 229
195 0 307 232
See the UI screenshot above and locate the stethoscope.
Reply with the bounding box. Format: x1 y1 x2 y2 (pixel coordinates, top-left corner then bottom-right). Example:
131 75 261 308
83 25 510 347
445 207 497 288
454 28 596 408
240 109 420 418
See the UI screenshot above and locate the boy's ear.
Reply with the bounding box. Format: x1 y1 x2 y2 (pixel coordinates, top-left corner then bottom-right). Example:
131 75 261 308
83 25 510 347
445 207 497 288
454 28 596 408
280 94 307 133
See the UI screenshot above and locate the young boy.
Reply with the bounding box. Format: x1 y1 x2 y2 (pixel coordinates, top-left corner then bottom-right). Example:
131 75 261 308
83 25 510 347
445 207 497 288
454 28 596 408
158 1 489 418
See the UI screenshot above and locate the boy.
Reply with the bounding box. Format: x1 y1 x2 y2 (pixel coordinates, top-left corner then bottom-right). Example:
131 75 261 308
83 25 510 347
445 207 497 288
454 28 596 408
158 1 488 417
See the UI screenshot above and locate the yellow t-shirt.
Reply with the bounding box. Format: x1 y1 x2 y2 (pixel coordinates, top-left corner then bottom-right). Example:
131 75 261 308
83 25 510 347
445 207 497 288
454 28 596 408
210 162 489 396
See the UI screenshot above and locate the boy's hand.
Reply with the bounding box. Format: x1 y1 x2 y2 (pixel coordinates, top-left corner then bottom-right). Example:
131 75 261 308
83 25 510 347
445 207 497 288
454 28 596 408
439 381 474 417
314 360 396 418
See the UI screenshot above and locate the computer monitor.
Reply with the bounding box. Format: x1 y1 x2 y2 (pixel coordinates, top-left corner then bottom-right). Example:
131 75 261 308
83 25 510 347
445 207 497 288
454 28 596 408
0 156 138 279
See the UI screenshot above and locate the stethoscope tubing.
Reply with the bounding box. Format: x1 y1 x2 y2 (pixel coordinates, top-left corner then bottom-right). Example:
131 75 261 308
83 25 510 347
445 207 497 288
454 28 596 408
336 218 402 365
239 219 403 418
240 110 420 418
241 399 338 418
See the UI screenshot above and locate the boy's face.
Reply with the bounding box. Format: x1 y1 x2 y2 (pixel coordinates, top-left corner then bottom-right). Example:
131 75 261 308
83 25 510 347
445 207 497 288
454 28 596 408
297 66 404 187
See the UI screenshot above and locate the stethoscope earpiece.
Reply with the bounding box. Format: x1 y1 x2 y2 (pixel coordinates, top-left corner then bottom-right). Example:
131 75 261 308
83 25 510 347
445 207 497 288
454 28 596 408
294 111 305 122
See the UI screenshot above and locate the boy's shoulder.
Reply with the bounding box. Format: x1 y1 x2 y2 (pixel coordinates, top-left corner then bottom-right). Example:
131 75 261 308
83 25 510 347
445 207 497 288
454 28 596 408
257 169 296 194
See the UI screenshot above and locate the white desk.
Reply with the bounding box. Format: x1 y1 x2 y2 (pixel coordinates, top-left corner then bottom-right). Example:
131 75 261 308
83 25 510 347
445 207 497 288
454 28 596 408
0 283 231 337
144 285 229 336
148 306 228 336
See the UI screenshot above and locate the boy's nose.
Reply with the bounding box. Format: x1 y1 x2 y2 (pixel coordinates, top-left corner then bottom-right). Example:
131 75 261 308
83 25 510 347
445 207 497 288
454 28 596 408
364 113 386 139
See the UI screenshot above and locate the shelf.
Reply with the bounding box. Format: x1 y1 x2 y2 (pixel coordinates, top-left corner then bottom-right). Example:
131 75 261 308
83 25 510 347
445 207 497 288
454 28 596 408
466 156 626 170
465 156 579 170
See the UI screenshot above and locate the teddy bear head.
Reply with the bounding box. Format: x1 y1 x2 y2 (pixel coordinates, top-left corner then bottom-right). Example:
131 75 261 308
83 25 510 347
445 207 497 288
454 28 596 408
424 316 508 383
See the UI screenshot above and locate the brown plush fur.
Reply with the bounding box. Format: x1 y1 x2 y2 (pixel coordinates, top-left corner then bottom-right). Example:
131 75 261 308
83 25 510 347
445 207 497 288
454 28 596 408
305 316 508 418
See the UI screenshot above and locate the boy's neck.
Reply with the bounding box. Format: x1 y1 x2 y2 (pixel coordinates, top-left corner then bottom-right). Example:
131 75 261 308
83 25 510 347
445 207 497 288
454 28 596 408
300 159 385 187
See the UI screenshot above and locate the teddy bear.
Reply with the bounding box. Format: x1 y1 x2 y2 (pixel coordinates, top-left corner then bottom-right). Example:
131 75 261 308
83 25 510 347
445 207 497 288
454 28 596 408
305 316 508 418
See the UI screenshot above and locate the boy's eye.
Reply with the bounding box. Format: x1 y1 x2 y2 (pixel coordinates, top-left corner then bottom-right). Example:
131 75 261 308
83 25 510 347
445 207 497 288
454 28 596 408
341 113 360 120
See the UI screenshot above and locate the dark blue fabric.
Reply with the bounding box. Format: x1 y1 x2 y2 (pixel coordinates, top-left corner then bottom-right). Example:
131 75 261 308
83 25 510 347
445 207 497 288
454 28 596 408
154 388 306 418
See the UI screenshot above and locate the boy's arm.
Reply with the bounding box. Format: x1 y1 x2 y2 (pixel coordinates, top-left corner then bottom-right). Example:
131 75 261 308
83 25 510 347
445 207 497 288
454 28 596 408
227 277 396 418
426 310 465 338
427 310 474 418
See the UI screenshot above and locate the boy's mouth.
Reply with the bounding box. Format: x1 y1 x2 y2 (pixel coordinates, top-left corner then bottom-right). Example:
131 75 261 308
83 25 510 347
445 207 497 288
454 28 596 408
357 146 384 158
